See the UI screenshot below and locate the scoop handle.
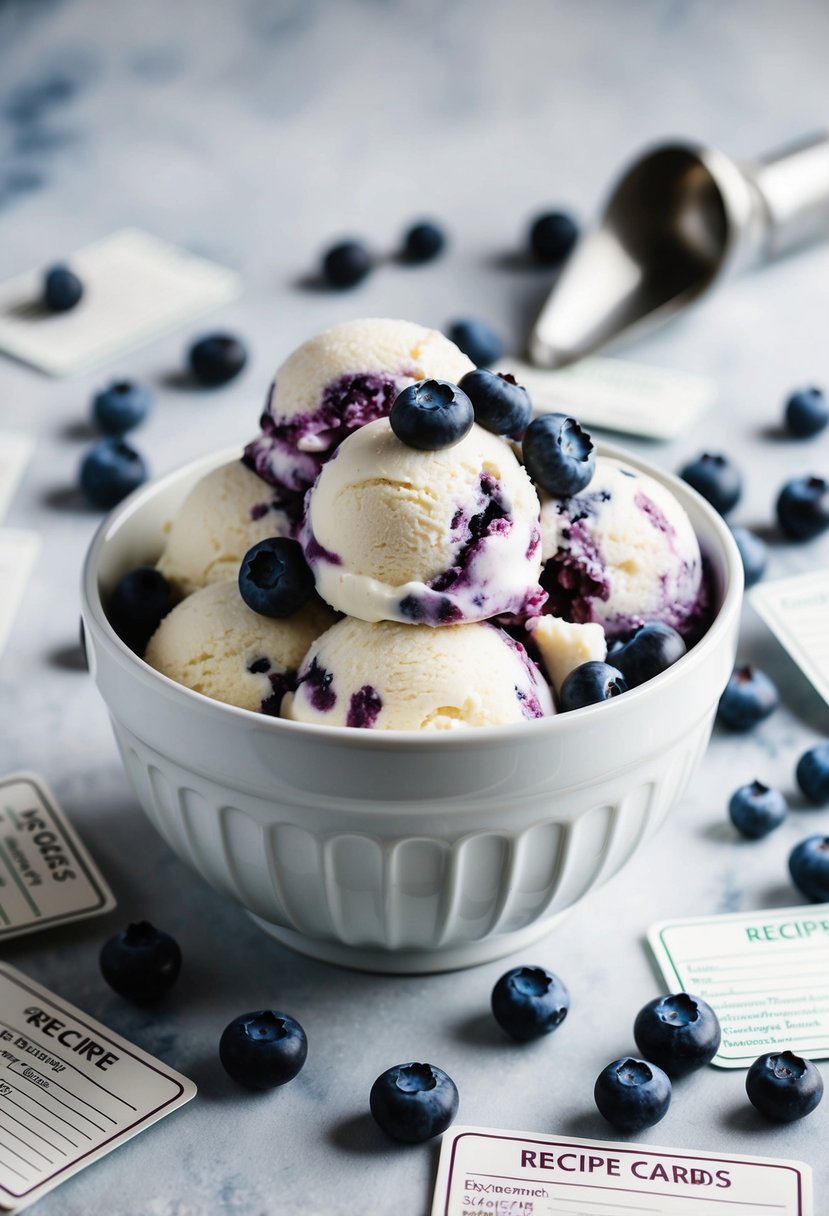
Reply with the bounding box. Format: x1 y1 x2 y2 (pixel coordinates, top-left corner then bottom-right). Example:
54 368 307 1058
748 131 829 259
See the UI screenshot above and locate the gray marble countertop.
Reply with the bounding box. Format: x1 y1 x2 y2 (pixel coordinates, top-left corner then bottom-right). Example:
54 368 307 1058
2 1 829 1212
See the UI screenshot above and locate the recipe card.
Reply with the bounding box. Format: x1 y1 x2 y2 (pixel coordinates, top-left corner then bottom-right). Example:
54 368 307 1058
649 906 829 1068
751 570 829 707
0 228 242 377
0 531 39 664
0 436 33 523
0 965 195 1211
432 1126 812 1215
0 774 115 941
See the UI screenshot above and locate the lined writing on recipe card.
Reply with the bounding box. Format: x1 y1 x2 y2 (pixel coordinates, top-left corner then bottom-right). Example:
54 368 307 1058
751 570 829 707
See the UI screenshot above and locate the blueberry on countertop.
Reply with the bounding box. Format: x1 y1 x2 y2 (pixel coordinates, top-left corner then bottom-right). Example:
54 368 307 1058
679 453 742 516
92 379 153 435
188 333 248 386
321 239 373 288
789 836 829 902
389 378 474 451
220 1010 307 1089
446 318 504 368
401 220 446 264
796 742 829 806
491 965 570 1042
729 525 768 588
459 368 532 437
522 412 595 496
611 622 686 688
633 993 721 1077
80 438 148 509
108 566 172 654
370 1061 459 1143
239 537 314 618
43 263 83 312
728 781 788 839
776 476 829 541
746 1051 823 1122
784 387 828 439
559 661 627 712
100 921 181 1002
594 1057 671 1133
527 210 579 267
716 665 779 732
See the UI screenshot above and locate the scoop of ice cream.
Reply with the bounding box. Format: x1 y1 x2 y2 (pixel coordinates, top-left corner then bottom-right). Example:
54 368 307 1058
528 615 607 693
301 418 544 625
243 318 474 492
156 460 303 598
538 456 704 639
282 617 554 729
144 579 335 713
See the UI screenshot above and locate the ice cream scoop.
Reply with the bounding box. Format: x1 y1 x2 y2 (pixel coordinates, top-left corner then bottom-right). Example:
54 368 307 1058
243 317 474 492
282 617 554 729
301 418 544 625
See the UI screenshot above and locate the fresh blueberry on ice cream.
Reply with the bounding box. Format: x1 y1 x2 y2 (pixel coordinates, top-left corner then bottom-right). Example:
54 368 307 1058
243 318 474 493
301 417 544 626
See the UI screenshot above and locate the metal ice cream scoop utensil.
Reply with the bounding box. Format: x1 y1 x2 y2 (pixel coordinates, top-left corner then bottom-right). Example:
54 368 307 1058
530 132 829 368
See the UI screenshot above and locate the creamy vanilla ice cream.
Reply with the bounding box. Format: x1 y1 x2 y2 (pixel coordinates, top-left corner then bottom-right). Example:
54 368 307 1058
282 617 554 729
243 318 475 492
156 460 302 598
145 579 335 713
528 615 607 693
539 456 704 639
301 418 544 625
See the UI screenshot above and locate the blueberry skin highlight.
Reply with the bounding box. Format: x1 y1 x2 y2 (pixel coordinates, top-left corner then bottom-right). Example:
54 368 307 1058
80 438 148 508
611 623 686 688
459 369 532 437
679 452 742 516
559 661 627 712
594 1057 671 1133
776 476 829 541
219 1010 307 1090
633 993 721 1077
389 379 474 451
99 921 182 1003
321 239 373 288
729 525 767 589
789 836 829 902
239 537 315 618
401 220 446 264
522 412 595 496
92 379 153 436
188 333 248 386
446 318 504 368
43 263 83 311
784 387 828 439
491 965 570 1042
370 1062 459 1143
716 665 779 732
728 781 788 839
528 210 579 267
796 743 829 806
108 566 172 654
746 1051 823 1122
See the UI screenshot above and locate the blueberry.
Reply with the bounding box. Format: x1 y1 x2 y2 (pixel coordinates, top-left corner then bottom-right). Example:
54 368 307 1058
527 210 579 267
633 993 721 1077
321 239 373 288
92 379 153 436
729 525 767 589
594 1057 671 1133
746 1051 823 1122
80 438 148 509
43 263 83 312
446 319 504 368
784 387 828 439
108 566 172 654
796 743 829 806
100 921 181 1003
458 369 532 437
239 537 314 618
679 453 742 516
389 378 474 451
716 665 779 732
728 781 788 839
789 835 829 902
219 1010 307 1090
188 333 248 387
776 476 829 541
369 1062 459 1143
559 661 627 712
522 412 595 496
611 623 686 688
491 965 570 1042
401 220 446 264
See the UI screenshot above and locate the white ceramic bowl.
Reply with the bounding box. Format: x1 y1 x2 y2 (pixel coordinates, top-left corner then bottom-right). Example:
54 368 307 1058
81 443 742 973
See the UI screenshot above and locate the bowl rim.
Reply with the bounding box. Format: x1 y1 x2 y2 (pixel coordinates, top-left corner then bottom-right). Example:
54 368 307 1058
81 439 744 752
